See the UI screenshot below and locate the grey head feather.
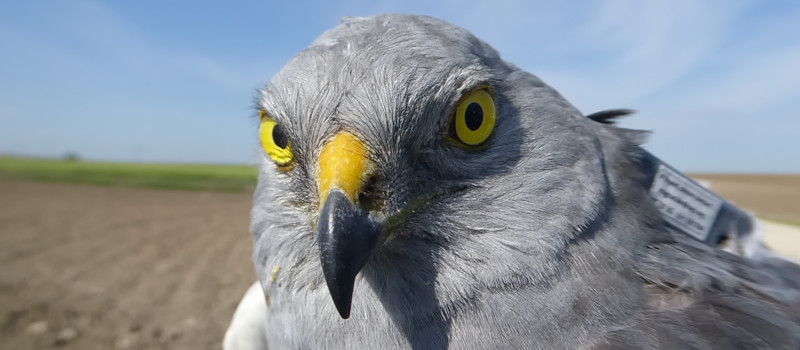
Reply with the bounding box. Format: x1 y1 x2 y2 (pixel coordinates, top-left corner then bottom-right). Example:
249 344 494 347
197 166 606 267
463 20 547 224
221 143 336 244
586 108 635 124
251 13 800 349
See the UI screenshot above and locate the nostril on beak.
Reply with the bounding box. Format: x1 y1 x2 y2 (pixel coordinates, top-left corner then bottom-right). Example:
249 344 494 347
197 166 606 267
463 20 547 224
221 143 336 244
358 174 382 212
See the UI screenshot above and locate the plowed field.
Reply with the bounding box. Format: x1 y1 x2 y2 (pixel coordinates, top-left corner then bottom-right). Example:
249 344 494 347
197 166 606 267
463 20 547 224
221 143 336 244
0 180 254 349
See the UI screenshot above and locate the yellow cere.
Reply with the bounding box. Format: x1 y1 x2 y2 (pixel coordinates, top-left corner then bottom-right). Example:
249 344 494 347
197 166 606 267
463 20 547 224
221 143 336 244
318 132 375 207
453 88 496 146
259 111 294 169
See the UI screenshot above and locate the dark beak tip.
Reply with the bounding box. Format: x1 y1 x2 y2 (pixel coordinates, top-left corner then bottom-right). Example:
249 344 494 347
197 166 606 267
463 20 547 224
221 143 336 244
326 278 354 319
337 308 351 319
318 190 382 320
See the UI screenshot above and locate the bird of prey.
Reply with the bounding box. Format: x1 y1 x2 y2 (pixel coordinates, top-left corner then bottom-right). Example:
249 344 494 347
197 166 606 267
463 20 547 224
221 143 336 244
246 14 800 349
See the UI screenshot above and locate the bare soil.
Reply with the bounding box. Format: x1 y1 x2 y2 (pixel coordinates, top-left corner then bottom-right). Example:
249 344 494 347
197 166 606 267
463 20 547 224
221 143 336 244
0 180 254 350
691 174 800 224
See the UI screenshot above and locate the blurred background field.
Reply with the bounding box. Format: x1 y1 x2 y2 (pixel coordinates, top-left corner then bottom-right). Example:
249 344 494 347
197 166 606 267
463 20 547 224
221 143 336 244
692 174 800 225
0 173 255 350
0 156 258 192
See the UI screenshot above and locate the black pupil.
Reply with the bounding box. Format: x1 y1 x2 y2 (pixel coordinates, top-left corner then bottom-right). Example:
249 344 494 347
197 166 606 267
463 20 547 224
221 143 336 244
272 124 289 149
464 102 484 131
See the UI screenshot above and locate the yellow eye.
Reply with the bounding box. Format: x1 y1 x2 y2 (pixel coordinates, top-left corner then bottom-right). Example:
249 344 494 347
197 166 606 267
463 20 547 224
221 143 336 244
450 87 496 147
259 110 294 169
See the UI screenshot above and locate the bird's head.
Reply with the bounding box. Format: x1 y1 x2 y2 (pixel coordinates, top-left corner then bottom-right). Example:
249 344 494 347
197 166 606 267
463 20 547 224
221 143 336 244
251 14 622 320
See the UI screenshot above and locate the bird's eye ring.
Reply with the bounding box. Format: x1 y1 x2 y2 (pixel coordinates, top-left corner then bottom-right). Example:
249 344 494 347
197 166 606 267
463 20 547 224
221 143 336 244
448 86 496 147
259 110 294 170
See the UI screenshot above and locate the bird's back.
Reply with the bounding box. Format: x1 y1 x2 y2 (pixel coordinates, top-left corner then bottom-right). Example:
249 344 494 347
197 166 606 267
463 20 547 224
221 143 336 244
591 229 800 349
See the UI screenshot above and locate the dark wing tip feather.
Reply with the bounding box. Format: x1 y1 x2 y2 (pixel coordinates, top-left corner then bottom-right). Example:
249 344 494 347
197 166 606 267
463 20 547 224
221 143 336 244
586 109 636 124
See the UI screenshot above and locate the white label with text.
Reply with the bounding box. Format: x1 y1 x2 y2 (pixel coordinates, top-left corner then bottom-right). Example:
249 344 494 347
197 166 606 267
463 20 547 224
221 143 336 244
649 165 722 241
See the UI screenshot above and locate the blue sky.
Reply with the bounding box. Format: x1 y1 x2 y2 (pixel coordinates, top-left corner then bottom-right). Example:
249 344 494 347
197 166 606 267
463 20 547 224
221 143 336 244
1 1 798 172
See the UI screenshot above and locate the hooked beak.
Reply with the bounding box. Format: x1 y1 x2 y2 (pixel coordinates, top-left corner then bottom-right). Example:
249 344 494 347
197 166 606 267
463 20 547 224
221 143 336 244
316 132 381 319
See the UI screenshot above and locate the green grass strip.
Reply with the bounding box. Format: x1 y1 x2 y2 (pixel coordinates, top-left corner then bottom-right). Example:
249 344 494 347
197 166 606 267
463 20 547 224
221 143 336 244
0 156 258 192
756 215 800 228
